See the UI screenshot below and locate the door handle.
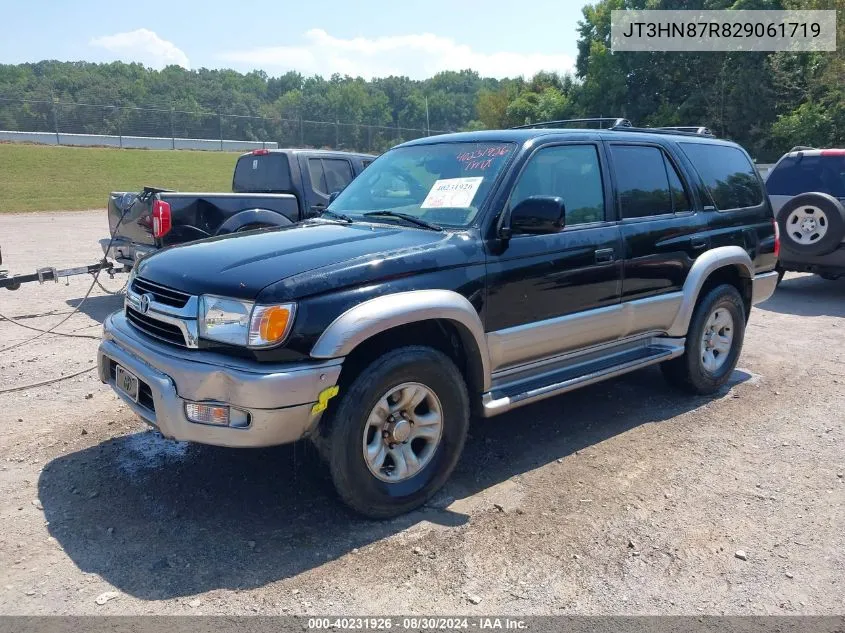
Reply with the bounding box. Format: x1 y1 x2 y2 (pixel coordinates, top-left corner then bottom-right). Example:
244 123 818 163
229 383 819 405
691 239 708 250
595 248 615 263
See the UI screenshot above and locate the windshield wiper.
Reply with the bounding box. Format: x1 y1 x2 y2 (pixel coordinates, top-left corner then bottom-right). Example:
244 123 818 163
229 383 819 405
321 209 353 223
362 211 442 231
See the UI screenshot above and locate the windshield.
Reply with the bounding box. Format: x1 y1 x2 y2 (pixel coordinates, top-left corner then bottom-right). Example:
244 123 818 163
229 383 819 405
328 141 516 227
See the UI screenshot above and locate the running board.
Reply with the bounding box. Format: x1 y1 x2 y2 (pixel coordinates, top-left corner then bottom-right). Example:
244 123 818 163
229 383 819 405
481 339 685 417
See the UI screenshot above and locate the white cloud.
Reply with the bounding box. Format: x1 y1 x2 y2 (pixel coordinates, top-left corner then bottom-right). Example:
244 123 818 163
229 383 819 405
89 28 190 70
218 29 573 79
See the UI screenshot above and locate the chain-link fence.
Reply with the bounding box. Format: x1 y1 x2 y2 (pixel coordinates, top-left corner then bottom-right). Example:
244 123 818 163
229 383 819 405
0 98 452 153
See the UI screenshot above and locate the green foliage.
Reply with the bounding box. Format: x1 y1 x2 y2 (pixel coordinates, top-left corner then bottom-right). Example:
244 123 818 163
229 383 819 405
771 101 833 149
1 1 844 163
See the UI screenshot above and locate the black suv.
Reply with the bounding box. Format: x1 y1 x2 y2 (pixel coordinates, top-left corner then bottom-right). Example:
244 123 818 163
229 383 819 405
98 119 779 518
765 147 845 281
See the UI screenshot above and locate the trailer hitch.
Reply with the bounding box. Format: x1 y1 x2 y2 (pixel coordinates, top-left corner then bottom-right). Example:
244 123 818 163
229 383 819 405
0 249 126 291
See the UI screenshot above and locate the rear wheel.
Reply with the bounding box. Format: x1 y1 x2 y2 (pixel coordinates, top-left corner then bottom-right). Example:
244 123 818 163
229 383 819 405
661 284 746 395
319 346 470 518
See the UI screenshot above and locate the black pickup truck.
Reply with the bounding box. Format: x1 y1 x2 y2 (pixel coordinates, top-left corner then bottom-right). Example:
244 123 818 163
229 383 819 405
98 120 779 518
102 149 374 267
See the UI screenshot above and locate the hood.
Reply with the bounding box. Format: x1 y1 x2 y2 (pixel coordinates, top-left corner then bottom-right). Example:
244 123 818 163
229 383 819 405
133 221 456 300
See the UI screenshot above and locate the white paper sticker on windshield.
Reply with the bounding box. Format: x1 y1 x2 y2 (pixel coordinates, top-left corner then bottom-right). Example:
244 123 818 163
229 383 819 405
421 177 483 209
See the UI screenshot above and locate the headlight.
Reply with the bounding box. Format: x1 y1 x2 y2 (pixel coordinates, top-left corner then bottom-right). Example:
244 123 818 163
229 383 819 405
198 295 295 348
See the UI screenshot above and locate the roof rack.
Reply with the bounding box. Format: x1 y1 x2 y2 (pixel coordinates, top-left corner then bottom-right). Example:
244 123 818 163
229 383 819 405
511 117 632 130
653 126 715 137
510 118 717 138
788 145 816 152
614 125 716 138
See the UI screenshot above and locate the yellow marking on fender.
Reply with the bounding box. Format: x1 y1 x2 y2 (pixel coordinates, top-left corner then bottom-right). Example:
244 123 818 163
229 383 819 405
311 386 340 414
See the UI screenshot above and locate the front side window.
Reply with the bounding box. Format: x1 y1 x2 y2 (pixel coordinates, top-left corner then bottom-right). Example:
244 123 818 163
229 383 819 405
680 143 763 210
509 144 605 226
329 142 516 227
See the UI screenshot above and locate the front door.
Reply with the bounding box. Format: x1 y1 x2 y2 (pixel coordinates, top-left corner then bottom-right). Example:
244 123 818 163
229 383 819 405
485 142 623 371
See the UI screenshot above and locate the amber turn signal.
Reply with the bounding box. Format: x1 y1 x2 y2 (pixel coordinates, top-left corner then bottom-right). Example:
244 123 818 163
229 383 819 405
248 303 296 347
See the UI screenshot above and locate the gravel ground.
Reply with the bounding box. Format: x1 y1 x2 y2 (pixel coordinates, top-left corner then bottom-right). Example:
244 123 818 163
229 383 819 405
0 210 843 615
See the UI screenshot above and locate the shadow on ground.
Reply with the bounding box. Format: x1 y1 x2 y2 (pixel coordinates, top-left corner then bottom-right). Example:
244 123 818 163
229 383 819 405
38 366 749 600
66 294 124 324
757 274 845 318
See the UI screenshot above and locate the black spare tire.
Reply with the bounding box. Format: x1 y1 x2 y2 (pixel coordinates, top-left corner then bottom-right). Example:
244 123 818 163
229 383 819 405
777 192 845 256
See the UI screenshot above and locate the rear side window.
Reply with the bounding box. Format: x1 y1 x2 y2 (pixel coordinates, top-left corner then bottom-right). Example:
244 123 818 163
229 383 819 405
323 159 354 193
766 154 845 198
309 158 355 195
308 158 327 193
233 153 292 193
611 145 691 218
680 143 763 209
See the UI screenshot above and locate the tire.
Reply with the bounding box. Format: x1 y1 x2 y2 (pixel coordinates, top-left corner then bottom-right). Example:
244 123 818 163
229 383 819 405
777 193 845 256
775 264 785 287
319 346 470 519
661 284 746 395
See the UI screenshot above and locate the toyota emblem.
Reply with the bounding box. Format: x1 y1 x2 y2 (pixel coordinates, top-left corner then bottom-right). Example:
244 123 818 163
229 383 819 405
139 293 153 314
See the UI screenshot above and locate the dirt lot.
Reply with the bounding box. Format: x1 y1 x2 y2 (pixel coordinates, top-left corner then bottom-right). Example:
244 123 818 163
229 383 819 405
0 210 843 615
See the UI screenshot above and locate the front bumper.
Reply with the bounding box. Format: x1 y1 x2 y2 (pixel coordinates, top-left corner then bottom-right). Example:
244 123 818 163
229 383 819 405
751 270 779 305
98 312 343 448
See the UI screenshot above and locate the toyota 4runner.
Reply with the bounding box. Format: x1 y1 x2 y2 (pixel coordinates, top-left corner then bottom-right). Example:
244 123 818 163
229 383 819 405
98 119 779 518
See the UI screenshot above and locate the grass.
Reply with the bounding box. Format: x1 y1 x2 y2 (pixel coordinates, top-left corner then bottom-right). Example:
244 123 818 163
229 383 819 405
0 143 240 212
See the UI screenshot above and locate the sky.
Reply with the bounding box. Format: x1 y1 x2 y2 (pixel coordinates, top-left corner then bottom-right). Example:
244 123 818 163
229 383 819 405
0 0 582 80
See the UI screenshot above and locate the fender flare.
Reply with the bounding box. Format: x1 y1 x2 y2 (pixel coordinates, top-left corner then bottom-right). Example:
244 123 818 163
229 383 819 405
310 289 492 391
215 208 294 235
666 245 753 336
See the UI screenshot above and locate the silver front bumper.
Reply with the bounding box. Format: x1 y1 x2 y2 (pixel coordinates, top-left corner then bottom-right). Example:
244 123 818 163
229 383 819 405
98 312 343 448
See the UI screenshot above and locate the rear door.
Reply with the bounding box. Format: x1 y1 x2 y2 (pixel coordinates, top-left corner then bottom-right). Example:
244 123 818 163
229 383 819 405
300 155 356 217
608 141 703 302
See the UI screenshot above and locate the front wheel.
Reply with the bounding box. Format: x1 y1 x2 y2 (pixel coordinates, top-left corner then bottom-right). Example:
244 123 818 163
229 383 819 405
661 284 746 395
319 346 470 518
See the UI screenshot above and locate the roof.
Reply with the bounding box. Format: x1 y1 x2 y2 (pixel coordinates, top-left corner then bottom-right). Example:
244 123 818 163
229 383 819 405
400 127 733 148
781 148 845 158
240 148 377 158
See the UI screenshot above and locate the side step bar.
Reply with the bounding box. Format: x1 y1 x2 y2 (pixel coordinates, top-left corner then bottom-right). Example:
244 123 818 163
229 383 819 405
481 339 685 417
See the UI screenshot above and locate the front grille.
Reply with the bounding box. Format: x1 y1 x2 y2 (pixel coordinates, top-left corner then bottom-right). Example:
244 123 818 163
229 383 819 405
126 305 188 347
131 277 191 308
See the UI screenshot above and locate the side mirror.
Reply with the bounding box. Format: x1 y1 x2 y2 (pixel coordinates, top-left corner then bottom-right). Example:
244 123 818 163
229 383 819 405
506 196 566 236
328 190 341 204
